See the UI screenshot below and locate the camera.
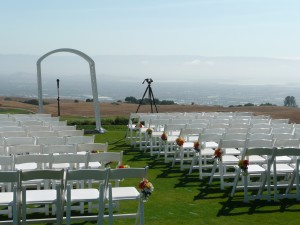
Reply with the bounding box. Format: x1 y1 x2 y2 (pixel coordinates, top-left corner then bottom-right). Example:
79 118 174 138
142 78 153 85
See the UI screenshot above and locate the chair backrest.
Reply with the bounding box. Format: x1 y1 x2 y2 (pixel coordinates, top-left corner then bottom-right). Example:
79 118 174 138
199 132 224 143
149 119 171 131
13 154 50 170
271 118 290 125
8 145 42 155
20 169 64 189
0 131 27 138
43 145 76 154
179 128 202 141
248 128 271 134
4 137 35 147
65 169 108 187
29 131 57 138
272 127 294 134
19 120 44 127
273 139 300 148
208 123 229 129
0 155 13 171
0 170 20 191
246 138 275 148
88 151 123 168
203 128 226 134
226 128 249 134
109 167 148 180
222 133 248 140
0 121 19 127
247 133 273 140
50 153 88 169
272 133 295 140
36 136 65 145
186 123 208 129
65 135 95 145
76 142 108 153
218 139 247 153
56 130 84 137
164 124 187 135
0 126 24 132
44 120 68 127
51 125 77 132
24 125 51 133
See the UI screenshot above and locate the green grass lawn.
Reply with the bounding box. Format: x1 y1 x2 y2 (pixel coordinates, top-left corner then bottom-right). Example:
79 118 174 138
93 126 300 225
1 124 300 224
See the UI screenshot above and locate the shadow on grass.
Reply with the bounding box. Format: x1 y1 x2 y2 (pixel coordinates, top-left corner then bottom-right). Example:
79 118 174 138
217 196 300 217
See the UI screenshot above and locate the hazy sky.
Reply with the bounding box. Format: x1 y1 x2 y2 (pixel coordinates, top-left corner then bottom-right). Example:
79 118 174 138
1 0 300 86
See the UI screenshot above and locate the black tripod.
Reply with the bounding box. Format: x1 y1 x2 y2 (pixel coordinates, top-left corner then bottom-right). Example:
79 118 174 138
136 78 158 113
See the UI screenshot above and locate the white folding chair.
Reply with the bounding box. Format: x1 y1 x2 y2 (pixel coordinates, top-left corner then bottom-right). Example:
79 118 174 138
272 147 300 201
209 139 247 190
0 170 21 223
172 128 202 170
107 167 148 225
20 169 64 224
65 169 109 225
230 139 275 202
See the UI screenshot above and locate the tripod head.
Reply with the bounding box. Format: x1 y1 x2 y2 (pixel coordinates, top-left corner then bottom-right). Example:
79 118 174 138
142 78 153 85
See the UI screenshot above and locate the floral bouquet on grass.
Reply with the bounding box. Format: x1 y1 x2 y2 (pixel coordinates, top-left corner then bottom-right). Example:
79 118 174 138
139 178 154 202
161 132 168 143
238 159 249 176
176 137 185 147
146 128 153 137
118 164 130 168
214 148 223 162
194 141 200 152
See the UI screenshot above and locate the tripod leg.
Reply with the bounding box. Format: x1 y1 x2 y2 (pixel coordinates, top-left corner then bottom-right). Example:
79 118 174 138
136 86 149 113
149 87 158 113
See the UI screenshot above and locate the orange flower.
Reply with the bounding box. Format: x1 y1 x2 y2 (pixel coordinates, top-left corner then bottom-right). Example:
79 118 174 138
176 137 185 146
161 132 167 141
194 141 200 150
214 148 222 161
139 123 143 128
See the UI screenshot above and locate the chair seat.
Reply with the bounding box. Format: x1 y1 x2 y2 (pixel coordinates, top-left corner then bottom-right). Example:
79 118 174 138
68 188 99 201
247 155 266 163
275 156 292 163
0 192 14 204
205 142 218 148
224 148 240 155
151 131 163 137
201 148 215 155
15 163 37 171
52 163 70 169
108 187 140 200
248 164 266 173
271 163 294 173
222 155 239 163
25 190 57 203
182 142 194 148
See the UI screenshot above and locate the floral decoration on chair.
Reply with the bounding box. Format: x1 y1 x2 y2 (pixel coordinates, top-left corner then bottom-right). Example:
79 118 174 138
139 178 154 202
146 128 153 137
138 122 143 129
194 141 200 152
176 137 185 147
118 164 130 168
238 159 249 176
161 132 168 143
214 148 223 161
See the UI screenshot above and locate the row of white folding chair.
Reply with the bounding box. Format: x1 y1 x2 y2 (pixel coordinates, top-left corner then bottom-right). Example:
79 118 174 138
230 146 300 202
0 166 147 225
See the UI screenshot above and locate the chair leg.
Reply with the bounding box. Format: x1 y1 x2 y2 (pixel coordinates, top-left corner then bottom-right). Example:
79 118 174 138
208 160 218 185
22 187 26 225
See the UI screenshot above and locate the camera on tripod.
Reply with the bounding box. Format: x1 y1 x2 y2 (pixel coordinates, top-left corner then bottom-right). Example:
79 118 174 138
136 78 158 113
142 78 153 85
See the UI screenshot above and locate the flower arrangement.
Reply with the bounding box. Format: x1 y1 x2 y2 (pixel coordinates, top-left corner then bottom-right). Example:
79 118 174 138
146 128 153 137
214 148 223 161
161 132 168 142
194 141 200 152
118 164 130 168
139 178 154 202
238 159 249 176
138 122 143 129
176 137 185 146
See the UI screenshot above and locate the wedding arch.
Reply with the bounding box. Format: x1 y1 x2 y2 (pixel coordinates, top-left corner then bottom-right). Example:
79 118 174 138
36 48 104 133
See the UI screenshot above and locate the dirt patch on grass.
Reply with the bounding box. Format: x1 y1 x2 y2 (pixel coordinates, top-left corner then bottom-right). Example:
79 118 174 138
1 97 300 123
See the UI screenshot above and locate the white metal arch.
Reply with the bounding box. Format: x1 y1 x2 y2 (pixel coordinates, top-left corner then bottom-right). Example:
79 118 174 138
36 48 104 132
